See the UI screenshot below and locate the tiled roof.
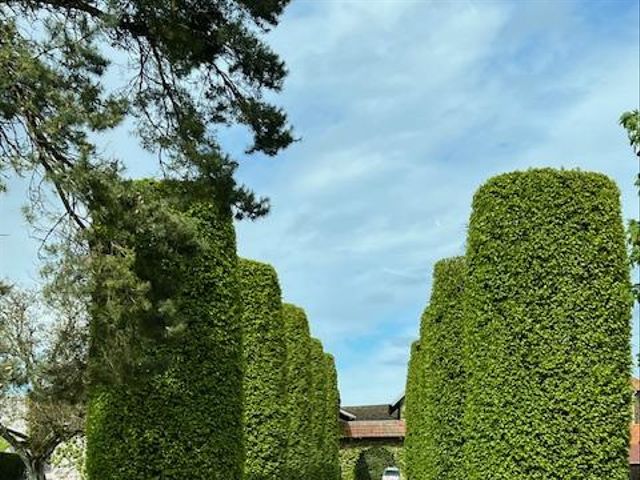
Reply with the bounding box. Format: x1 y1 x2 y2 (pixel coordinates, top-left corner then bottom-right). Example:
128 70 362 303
341 420 406 439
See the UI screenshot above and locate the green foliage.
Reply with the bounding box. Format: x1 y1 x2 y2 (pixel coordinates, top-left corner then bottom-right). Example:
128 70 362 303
394 447 406 476
323 353 342 480
309 338 328 479
339 448 362 480
405 258 465 480
238 259 287 480
284 325 340 480
0 283 9 296
51 437 87 480
620 110 640 152
0 438 8 451
86 180 243 480
619 109 640 300
0 452 24 479
282 303 314 480
403 340 421 480
354 447 396 480
464 168 632 479
84 179 206 382
339 446 404 480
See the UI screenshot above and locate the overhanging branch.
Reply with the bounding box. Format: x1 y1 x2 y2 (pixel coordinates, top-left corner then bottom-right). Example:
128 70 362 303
0 421 28 452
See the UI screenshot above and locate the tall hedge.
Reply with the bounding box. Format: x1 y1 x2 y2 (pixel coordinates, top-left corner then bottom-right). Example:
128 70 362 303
464 169 632 479
403 340 421 480
405 257 466 480
238 259 288 480
282 303 314 480
323 353 342 480
87 180 244 480
309 338 329 480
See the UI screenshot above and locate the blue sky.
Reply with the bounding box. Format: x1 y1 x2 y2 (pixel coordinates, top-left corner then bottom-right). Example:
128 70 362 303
1 0 639 405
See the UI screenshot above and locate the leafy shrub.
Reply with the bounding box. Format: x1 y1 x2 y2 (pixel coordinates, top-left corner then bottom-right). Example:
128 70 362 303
340 446 404 480
464 169 632 479
406 257 466 480
86 180 243 480
51 437 87 479
238 259 288 480
354 447 396 480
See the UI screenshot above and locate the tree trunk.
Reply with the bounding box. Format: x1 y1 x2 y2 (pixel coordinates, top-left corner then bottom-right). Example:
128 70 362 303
25 457 47 480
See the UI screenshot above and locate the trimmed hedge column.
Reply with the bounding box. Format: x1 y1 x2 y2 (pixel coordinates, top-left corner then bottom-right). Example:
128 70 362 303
323 353 341 480
403 340 421 480
238 259 288 480
282 304 314 480
309 338 328 480
406 257 466 480
87 181 244 480
464 169 632 479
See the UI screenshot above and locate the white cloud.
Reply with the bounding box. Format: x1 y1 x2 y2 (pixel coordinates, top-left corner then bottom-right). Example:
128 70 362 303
236 0 640 404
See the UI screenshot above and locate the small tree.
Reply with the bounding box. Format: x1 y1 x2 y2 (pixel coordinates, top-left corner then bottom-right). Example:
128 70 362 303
620 109 640 298
620 110 640 153
0 288 87 480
